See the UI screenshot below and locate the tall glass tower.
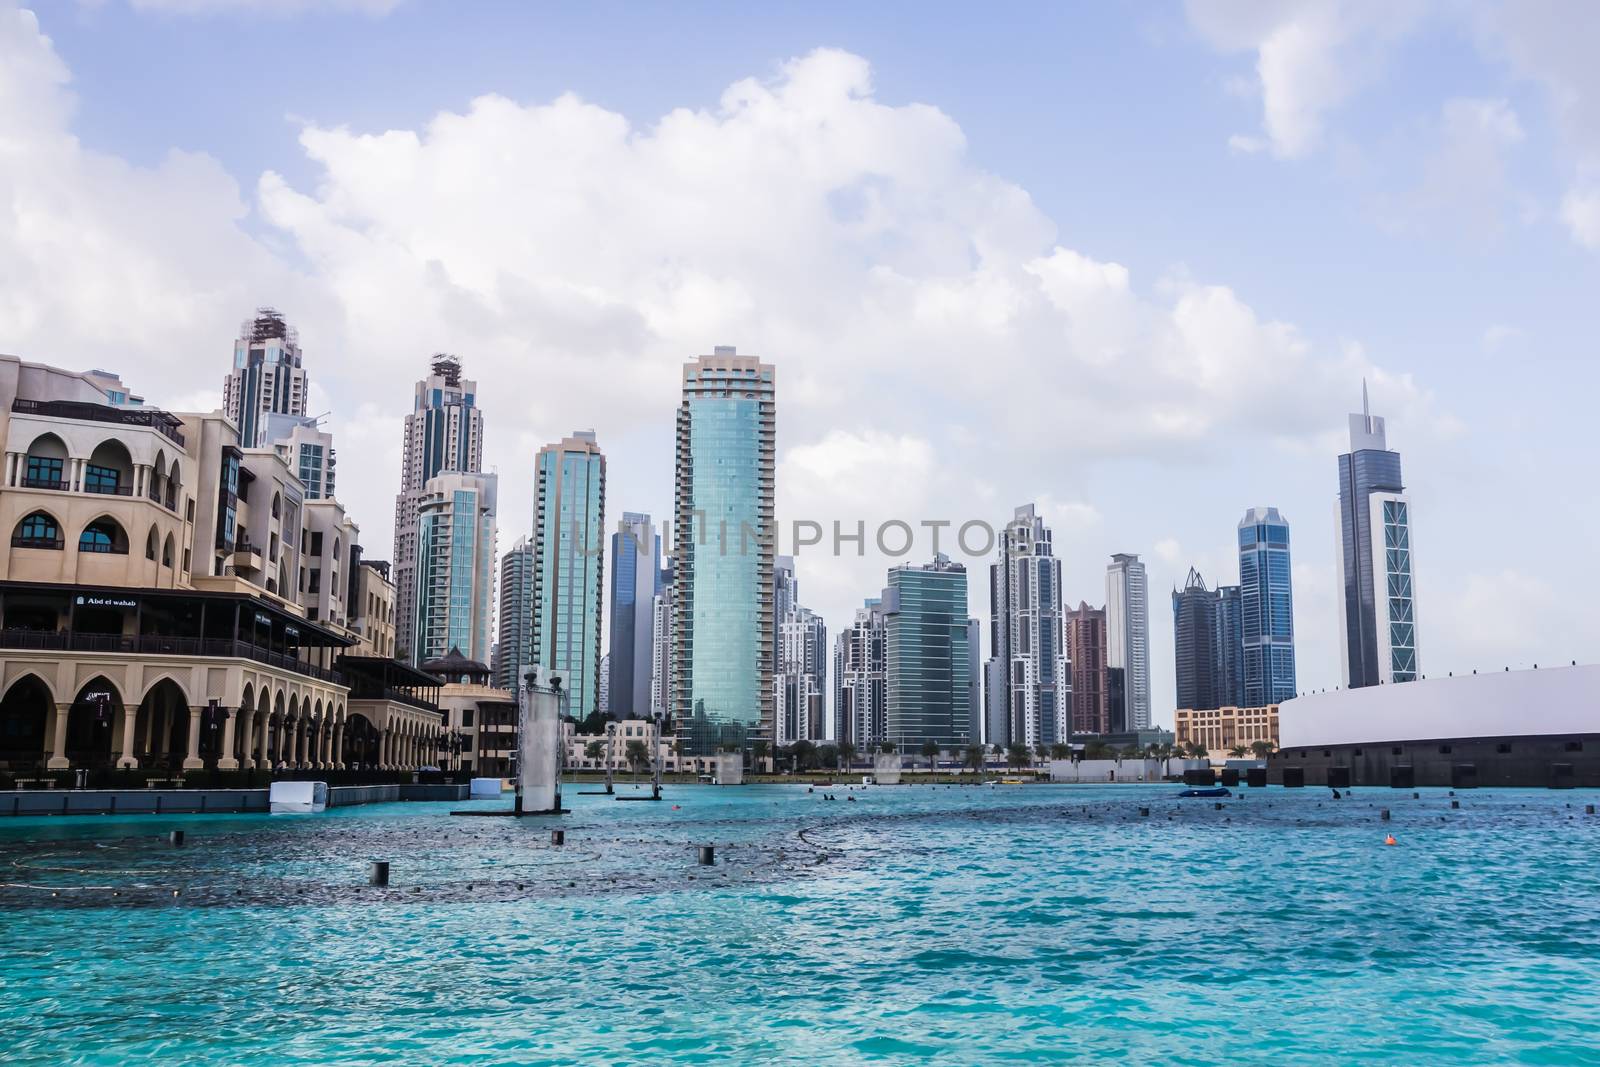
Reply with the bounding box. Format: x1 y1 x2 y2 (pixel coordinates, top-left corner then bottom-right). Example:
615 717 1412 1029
985 505 1069 748
532 431 606 722
223 309 307 450
1106 553 1151 729
1337 385 1419 687
884 554 973 751
673 348 775 754
413 472 497 666
1238 507 1296 705
607 511 659 720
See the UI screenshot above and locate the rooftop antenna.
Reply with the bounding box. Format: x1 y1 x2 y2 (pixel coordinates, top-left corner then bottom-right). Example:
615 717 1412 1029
1362 378 1369 418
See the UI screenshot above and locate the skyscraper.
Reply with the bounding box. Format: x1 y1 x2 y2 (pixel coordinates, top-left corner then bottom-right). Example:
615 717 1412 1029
532 430 606 722
985 505 1070 748
884 554 974 751
834 599 886 749
393 355 484 661
1173 567 1219 712
1106 553 1151 730
775 607 827 746
494 536 534 691
673 348 776 754
607 512 659 720
264 413 336 500
650 559 675 720
1214 583 1245 708
223 309 307 449
412 471 497 665
1064 602 1109 735
1337 385 1419 687
1239 507 1297 704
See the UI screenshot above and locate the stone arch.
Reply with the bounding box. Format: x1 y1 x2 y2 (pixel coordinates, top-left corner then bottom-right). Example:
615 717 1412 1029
12 509 64 549
85 439 133 494
65 675 124 768
0 673 54 767
21 432 68 487
78 514 129 555
162 532 175 568
134 676 189 771
145 524 159 561
137 671 195 708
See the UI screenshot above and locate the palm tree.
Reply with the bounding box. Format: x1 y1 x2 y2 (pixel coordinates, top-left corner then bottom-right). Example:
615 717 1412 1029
1005 743 1030 771
1187 741 1209 760
624 739 648 781
1033 743 1050 766
1048 743 1070 762
921 740 940 777
1228 744 1248 759
583 740 605 769
1083 739 1111 761
793 739 818 771
1118 744 1141 767
752 738 770 774
964 744 986 776
1250 739 1275 760
817 744 838 773
837 741 857 774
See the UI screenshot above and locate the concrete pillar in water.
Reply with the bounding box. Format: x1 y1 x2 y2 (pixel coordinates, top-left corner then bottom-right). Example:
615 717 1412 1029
873 752 903 785
714 752 744 786
516 666 563 814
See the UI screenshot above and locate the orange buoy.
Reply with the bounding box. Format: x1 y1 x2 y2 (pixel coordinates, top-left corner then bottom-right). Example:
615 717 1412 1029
1383 834 1397 846
672 804 681 810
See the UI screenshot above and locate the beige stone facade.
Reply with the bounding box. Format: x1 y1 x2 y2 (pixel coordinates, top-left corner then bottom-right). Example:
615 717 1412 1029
1174 704 1280 756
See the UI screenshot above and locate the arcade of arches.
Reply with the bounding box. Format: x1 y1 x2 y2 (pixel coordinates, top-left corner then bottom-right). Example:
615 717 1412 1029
0 664 443 773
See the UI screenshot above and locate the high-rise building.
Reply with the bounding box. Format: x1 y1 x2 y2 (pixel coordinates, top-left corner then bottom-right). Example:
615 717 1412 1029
672 348 776 754
1064 602 1109 735
834 599 886 749
532 431 606 723
966 617 982 745
1173 567 1218 712
1106 553 1151 730
412 471 497 665
1337 385 1419 688
985 505 1070 748
1239 507 1297 704
607 512 659 720
650 559 675 720
884 554 975 751
223 309 307 449
598 654 611 717
264 414 336 501
1214 583 1245 708
494 536 534 691
393 355 484 661
775 607 827 746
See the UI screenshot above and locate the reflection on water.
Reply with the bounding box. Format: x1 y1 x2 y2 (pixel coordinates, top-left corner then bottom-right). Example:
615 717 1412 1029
3 784 1600 1064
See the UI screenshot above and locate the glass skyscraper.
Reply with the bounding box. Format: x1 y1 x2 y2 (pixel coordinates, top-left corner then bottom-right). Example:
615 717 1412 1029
885 554 974 750
1337 386 1419 687
985 505 1069 748
1238 507 1297 705
673 348 775 754
1105 553 1151 730
413 472 497 665
607 511 659 720
532 431 606 722
1172 567 1218 712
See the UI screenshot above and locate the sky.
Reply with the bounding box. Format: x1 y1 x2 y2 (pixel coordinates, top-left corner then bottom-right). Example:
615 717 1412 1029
3 0 1598 727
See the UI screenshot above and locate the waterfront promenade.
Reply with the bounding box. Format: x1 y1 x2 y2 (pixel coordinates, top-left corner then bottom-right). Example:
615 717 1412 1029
4 783 1600 1064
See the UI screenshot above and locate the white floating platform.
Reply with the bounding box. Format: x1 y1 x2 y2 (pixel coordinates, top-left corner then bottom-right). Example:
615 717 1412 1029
469 777 505 799
269 780 328 814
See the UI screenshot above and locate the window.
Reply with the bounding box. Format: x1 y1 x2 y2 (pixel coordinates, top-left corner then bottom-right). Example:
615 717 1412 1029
162 534 174 568
79 519 127 554
310 532 324 556
1391 747 1402 756
308 569 321 594
145 527 158 561
271 492 281 519
1565 741 1583 753
1495 743 1511 754
13 512 62 548
1438 744 1452 754
24 455 64 488
83 464 122 495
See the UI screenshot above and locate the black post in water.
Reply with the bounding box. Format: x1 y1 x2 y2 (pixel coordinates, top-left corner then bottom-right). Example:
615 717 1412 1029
550 830 565 846
369 861 390 887
1587 805 1595 815
168 830 184 847
1381 809 1391 821
698 845 715 866
1139 807 1150 817
1451 800 1461 809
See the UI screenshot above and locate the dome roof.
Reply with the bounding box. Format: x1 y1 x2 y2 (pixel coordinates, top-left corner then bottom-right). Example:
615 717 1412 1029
419 646 491 679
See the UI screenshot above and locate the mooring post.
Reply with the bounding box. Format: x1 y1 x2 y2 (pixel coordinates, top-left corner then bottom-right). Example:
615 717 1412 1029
168 830 184 847
550 829 565 846
698 844 715 866
369 861 390 887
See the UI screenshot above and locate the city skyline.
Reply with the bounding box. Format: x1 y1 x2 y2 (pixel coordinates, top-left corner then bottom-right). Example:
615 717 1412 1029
6 5 1597 721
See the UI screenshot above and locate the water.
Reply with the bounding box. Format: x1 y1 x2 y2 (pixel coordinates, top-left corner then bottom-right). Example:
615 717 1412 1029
4 784 1600 1065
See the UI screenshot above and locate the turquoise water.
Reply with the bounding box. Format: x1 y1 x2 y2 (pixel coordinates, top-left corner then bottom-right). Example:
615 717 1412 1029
4 783 1600 1064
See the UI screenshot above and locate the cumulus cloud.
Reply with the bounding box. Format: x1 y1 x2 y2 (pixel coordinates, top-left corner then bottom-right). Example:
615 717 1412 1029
1 14 1445 716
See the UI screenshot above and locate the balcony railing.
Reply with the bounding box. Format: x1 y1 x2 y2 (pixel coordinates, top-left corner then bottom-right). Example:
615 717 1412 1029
346 685 440 713
0 629 345 685
19 477 68 491
10 535 64 550
84 482 134 496
11 398 186 446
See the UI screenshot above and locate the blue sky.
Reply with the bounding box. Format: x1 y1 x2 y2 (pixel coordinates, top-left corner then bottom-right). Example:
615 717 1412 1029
6 0 1599 723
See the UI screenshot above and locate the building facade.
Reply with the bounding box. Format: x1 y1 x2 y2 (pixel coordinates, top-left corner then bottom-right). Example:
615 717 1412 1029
650 559 674 721
412 472 497 666
1337 386 1419 688
1106 552 1151 730
834 599 885 749
1173 567 1219 712
222 309 307 450
985 505 1069 748
1214 584 1244 709
1174 704 1280 756
884 554 974 751
1239 507 1297 705
672 348 775 754
392 356 484 662
775 606 827 746
494 536 534 691
1064 601 1109 735
531 431 606 722
607 512 658 720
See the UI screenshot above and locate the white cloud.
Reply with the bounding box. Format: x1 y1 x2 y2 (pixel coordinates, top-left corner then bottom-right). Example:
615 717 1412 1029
1185 0 1425 159
1433 569 1581 673
1560 187 1600 248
